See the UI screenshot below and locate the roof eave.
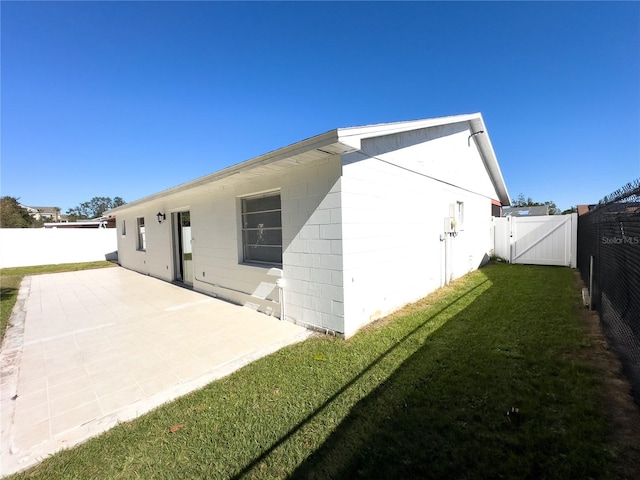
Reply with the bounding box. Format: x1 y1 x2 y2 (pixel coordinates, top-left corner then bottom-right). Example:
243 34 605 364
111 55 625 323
108 129 354 214
108 113 512 214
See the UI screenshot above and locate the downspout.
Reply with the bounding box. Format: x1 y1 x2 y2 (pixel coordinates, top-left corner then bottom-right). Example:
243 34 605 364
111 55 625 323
445 233 453 285
442 217 457 285
276 278 286 321
443 233 450 285
267 268 286 321
440 233 446 287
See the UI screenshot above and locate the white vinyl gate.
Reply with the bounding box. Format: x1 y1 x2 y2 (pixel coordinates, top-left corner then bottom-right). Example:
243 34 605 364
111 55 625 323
492 213 578 267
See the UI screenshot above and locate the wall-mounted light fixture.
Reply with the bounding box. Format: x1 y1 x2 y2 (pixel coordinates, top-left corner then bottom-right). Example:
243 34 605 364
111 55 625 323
156 212 166 224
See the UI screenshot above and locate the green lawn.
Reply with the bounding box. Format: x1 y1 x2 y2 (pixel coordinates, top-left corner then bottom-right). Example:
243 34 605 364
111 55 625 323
7 263 621 479
0 261 115 343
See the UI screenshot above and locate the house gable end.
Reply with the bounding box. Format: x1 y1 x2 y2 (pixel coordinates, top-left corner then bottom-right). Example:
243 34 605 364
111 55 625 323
340 120 503 203
337 113 510 205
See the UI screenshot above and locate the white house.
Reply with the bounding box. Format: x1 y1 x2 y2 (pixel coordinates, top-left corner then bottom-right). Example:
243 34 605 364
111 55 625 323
108 113 510 337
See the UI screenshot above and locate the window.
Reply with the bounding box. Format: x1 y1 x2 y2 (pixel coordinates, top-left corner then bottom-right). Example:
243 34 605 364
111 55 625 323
241 192 282 265
121 220 126 236
456 201 465 230
137 217 146 251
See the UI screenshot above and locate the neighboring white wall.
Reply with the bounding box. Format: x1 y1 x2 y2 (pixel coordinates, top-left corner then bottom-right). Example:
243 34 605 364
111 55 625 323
340 122 498 337
0 229 117 268
115 156 345 333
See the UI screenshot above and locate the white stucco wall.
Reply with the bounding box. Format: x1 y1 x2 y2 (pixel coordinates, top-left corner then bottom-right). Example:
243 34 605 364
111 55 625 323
339 122 498 337
115 156 345 333
0 228 117 268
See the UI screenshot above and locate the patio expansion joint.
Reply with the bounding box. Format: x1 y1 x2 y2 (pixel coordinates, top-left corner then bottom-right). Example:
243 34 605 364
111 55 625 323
23 322 117 347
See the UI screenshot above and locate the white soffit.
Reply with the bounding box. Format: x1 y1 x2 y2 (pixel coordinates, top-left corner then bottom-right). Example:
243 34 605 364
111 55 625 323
108 133 354 213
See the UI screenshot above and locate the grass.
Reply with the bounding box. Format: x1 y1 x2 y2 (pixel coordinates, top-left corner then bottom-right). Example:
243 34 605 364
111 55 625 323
0 261 115 343
7 263 618 479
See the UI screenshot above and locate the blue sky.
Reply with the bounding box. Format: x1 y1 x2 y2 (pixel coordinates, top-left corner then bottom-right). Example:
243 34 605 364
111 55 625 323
2 1 639 213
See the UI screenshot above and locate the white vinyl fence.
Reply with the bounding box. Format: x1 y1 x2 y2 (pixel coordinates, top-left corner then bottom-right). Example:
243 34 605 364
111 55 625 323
0 228 118 268
492 214 578 267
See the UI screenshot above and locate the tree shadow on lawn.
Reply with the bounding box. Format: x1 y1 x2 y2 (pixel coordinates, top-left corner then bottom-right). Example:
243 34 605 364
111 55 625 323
287 266 609 480
228 277 491 479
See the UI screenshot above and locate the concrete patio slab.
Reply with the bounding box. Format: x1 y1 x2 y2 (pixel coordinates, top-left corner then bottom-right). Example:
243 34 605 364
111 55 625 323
0 267 312 476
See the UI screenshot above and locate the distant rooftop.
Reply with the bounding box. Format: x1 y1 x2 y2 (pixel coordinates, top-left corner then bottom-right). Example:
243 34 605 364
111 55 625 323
502 205 549 217
19 204 62 221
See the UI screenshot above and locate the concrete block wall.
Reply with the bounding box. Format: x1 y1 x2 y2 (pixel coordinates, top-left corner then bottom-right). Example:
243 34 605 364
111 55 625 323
447 194 494 277
115 156 346 333
339 124 499 337
361 122 499 200
340 153 445 336
280 158 345 333
117 206 170 277
113 121 501 338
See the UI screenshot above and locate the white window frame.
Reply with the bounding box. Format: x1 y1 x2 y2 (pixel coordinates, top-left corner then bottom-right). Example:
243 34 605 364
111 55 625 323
136 217 146 251
121 220 127 236
456 201 465 231
240 191 282 266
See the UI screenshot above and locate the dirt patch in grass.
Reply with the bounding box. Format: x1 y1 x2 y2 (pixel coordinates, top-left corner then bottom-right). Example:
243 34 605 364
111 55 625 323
362 281 462 332
574 273 640 478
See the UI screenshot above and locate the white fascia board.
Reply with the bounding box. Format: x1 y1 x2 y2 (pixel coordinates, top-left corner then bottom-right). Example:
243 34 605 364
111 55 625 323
336 112 482 142
468 116 511 206
108 129 353 215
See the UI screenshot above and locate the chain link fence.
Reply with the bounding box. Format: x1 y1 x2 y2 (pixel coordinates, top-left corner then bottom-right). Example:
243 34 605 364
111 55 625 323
577 179 640 405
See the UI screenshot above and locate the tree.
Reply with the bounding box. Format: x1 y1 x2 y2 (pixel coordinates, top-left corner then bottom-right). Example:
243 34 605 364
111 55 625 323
511 193 536 207
66 196 126 220
0 196 35 228
510 193 560 215
544 201 560 216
